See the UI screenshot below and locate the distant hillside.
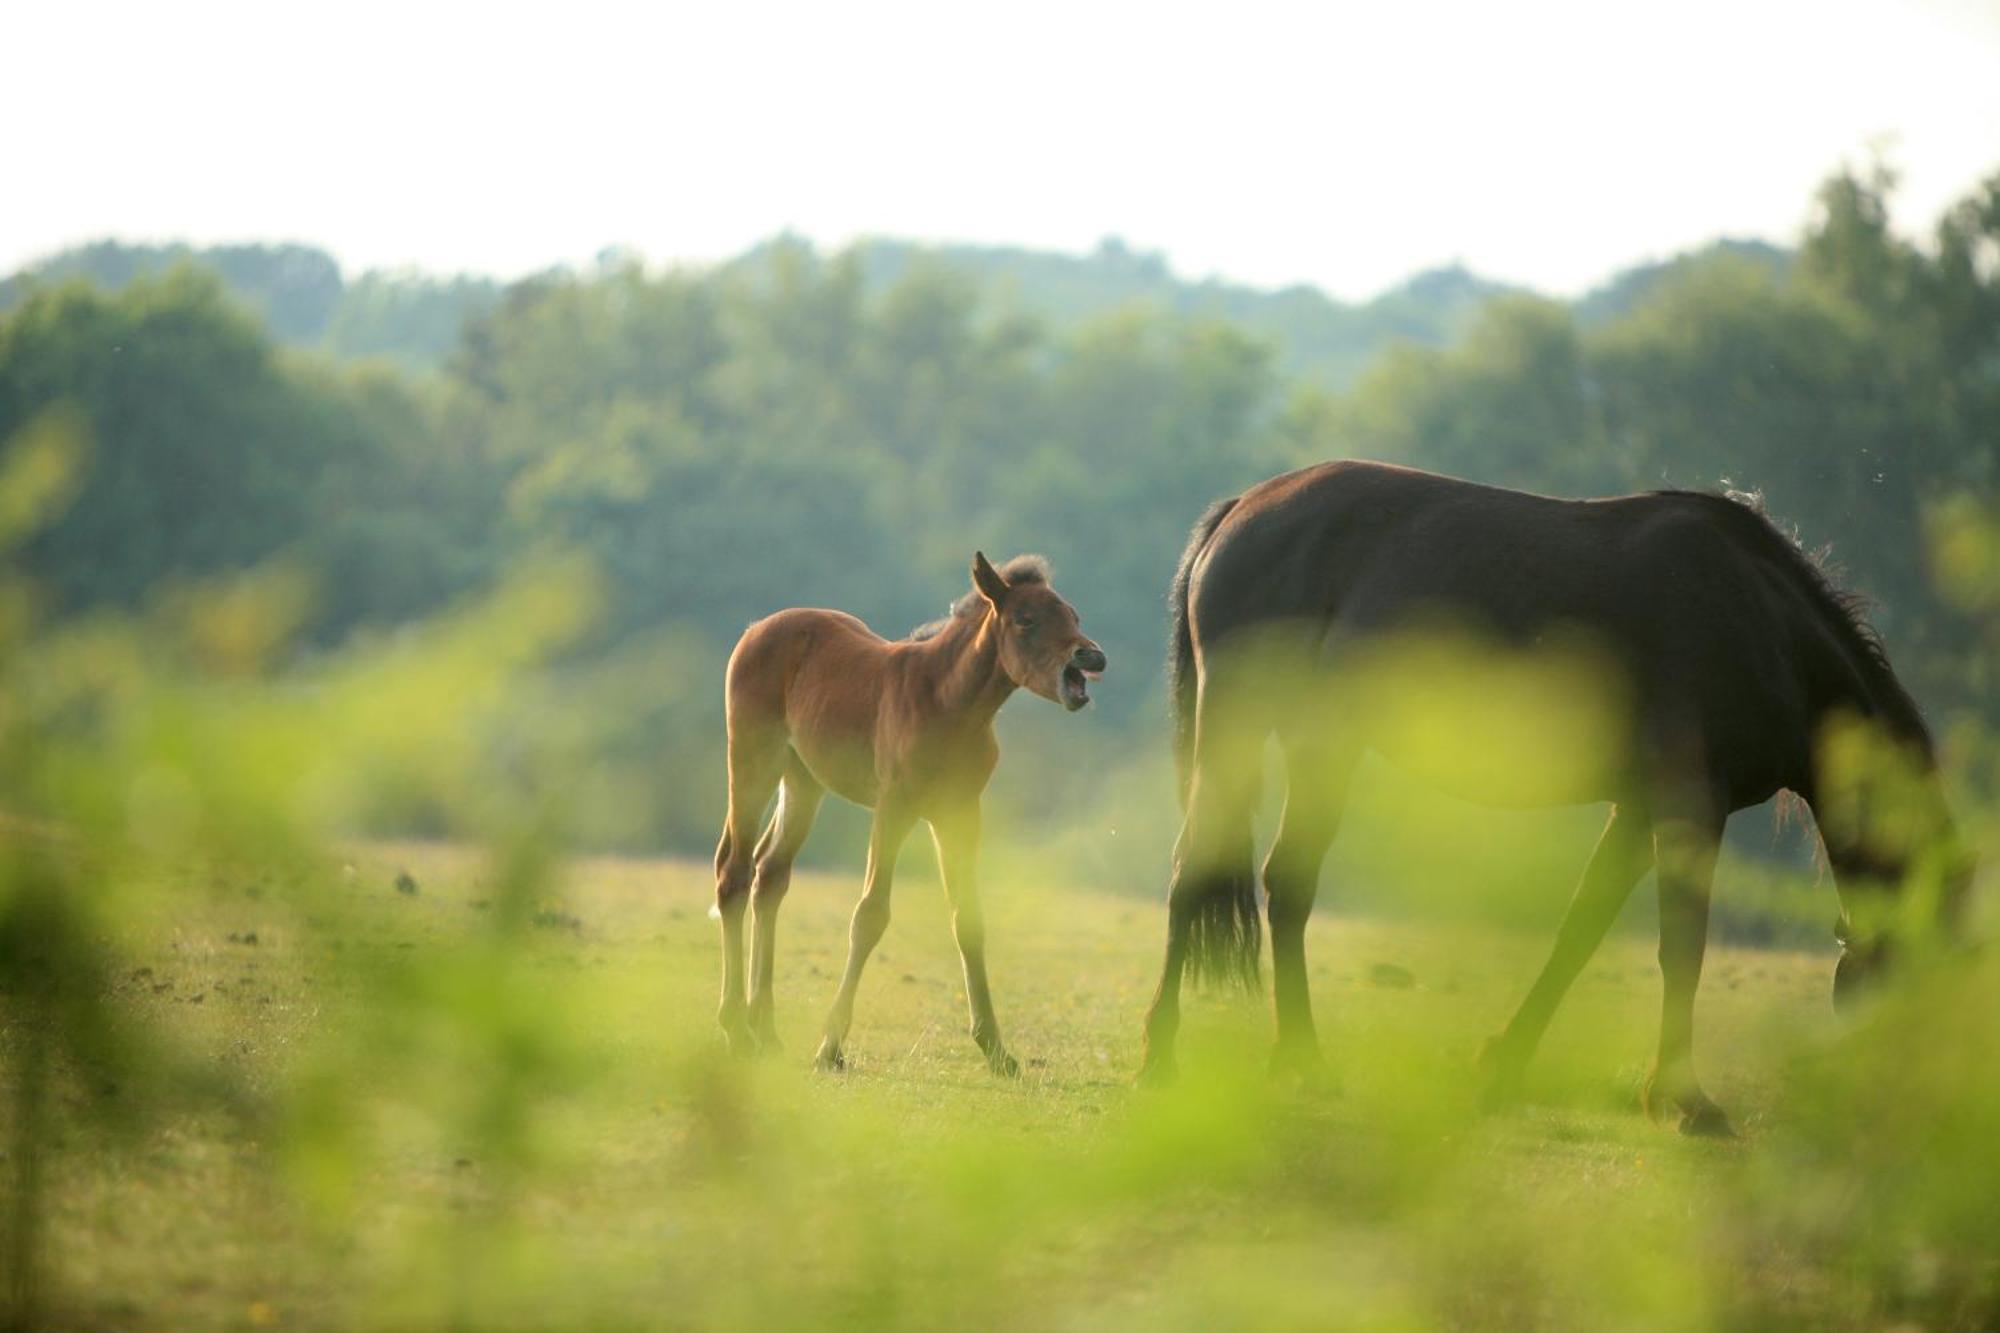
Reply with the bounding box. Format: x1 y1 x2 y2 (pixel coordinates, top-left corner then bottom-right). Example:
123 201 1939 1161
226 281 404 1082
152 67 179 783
1573 238 1792 325
2 234 1795 383
0 241 348 343
738 234 1523 386
0 241 501 373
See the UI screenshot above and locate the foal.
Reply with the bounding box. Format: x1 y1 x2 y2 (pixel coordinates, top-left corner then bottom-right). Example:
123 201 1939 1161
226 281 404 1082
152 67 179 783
713 552 1106 1076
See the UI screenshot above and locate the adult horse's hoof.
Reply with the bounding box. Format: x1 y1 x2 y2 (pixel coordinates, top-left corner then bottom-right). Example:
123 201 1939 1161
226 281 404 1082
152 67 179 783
987 1048 1021 1079
752 1031 784 1058
1643 1066 1735 1138
812 1041 846 1073
1678 1103 1737 1139
1473 1036 1526 1110
1269 1042 1339 1097
1135 1053 1178 1090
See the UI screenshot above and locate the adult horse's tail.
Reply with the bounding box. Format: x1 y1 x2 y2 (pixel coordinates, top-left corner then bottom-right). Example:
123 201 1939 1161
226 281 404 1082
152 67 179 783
1168 496 1239 808
1162 494 1260 991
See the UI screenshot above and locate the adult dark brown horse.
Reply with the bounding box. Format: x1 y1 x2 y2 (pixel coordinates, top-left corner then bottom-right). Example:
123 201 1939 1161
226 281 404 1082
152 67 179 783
714 553 1106 1076
1141 460 1970 1134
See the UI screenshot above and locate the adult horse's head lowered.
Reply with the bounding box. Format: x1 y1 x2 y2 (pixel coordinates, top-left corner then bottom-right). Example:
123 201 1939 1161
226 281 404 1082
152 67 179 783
712 551 1104 1077
1815 700 1975 1006
1141 459 1972 1135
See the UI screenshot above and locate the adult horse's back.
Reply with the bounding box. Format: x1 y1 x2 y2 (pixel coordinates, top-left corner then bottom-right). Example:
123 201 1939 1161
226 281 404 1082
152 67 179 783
1142 460 1969 1133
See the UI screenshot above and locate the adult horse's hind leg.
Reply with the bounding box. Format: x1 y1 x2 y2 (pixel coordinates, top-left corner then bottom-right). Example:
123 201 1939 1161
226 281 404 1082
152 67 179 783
1264 740 1352 1087
1478 802 1654 1106
1140 691 1263 1088
715 726 786 1058
1643 809 1733 1137
746 756 824 1053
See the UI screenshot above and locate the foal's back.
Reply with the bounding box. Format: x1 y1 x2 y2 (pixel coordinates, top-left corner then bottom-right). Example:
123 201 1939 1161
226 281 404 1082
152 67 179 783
725 607 906 807
729 607 878 712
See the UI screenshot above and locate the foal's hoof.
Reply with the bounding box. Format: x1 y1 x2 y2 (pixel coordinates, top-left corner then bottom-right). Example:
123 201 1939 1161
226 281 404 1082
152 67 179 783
753 1031 784 1058
1678 1102 1737 1139
812 1041 846 1073
1135 1053 1178 1090
987 1048 1021 1079
721 1025 758 1060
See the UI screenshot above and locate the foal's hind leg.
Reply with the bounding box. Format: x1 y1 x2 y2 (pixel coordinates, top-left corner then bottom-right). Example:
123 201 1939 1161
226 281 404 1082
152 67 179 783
1478 802 1654 1106
746 756 823 1053
715 730 786 1058
1644 809 1733 1137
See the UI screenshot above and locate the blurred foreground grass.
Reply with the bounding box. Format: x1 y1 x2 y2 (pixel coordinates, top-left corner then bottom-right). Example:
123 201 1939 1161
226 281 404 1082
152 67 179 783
21 839 1967 1332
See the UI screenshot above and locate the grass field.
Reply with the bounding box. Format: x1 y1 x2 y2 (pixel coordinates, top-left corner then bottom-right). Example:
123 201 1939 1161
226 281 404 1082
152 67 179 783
26 834 1977 1332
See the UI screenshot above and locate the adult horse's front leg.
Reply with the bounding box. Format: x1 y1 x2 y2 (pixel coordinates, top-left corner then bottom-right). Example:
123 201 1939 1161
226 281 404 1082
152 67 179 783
1643 810 1733 1137
931 804 1018 1077
814 800 916 1072
1478 802 1654 1106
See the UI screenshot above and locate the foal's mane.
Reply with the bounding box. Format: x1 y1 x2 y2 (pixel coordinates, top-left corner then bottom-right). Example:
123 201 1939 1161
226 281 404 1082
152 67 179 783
1660 487 1933 756
907 555 1051 641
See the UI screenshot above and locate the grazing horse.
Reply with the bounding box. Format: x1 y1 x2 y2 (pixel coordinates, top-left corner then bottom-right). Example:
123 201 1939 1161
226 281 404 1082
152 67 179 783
1141 460 1970 1133
714 552 1106 1076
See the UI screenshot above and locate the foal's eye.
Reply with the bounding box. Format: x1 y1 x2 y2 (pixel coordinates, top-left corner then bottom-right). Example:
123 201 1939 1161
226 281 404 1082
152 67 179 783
1013 614 1036 630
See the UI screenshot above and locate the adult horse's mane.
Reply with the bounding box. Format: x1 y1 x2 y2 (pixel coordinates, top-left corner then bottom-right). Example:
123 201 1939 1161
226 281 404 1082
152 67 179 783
1658 487 1932 756
908 555 1051 641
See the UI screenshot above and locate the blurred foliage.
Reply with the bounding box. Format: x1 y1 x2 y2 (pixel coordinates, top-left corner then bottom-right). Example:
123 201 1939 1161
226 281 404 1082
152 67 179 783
0 413 605 1326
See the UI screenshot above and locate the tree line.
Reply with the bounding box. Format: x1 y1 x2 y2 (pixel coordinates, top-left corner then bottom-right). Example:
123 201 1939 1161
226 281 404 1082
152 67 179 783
1 162 1994 856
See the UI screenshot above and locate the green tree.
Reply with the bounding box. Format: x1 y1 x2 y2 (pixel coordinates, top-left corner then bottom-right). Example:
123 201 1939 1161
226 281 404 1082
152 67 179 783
0 270 477 639
1308 295 1611 494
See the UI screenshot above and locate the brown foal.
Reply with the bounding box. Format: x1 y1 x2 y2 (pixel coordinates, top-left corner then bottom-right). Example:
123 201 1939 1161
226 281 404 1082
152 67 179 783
713 552 1106 1075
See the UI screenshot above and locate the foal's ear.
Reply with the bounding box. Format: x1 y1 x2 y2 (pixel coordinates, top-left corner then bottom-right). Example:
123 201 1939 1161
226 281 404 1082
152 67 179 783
971 551 1011 607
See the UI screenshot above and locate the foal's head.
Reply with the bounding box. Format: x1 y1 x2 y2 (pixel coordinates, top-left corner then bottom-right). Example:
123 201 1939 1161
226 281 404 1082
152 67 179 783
971 552 1106 711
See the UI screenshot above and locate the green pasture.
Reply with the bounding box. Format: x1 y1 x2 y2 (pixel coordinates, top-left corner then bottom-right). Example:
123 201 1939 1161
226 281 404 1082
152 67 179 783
24 837 1996 1332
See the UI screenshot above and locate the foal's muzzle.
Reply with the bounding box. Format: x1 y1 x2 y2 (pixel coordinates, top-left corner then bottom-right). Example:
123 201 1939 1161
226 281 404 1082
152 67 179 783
1059 644 1106 711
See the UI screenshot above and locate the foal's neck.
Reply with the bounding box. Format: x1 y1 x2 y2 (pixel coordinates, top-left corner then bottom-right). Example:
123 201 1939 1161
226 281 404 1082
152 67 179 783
922 610 1015 719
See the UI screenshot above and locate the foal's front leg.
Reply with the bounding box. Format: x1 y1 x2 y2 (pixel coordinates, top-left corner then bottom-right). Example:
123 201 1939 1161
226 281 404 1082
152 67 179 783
932 804 1019 1077
814 800 915 1072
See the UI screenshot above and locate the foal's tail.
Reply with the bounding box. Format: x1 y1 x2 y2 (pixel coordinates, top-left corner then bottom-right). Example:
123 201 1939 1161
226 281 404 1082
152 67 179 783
1168 496 1239 809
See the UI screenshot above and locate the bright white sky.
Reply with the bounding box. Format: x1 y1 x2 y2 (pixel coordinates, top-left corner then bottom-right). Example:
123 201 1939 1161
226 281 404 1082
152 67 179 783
7 0 1998 300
